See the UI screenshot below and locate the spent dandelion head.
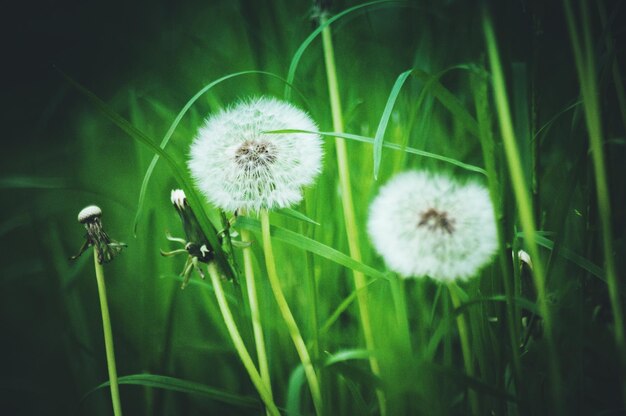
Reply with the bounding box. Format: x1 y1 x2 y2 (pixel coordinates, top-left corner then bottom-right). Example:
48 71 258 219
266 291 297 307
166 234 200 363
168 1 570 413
188 97 323 213
367 171 497 283
71 205 126 264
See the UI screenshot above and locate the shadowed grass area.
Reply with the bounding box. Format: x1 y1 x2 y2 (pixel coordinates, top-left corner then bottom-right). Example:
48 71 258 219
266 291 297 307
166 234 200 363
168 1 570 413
2 0 625 415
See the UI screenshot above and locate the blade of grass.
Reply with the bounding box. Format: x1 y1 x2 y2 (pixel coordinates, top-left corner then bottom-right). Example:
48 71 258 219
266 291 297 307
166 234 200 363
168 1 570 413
564 0 625 396
87 374 260 409
483 11 563 413
234 216 388 281
267 129 487 175
319 11 386 416
373 68 413 179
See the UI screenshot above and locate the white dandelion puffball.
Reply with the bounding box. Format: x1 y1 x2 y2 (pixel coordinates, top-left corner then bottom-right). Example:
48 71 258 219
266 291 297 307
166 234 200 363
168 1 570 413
367 171 497 283
188 97 323 212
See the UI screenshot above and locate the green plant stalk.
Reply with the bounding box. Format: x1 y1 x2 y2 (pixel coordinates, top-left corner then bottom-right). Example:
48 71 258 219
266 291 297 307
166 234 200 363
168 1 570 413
93 249 123 416
447 283 479 415
320 14 386 416
260 210 323 416
240 223 273 407
483 13 563 413
206 262 280 416
471 73 522 391
564 0 626 387
390 277 412 354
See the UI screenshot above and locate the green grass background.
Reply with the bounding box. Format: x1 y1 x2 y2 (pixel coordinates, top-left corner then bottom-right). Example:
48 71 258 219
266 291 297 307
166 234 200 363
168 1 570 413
2 0 625 414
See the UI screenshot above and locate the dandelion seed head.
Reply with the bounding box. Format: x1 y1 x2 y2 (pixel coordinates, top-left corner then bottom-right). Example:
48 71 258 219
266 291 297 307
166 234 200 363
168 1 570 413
367 171 497 283
188 97 323 212
78 205 102 223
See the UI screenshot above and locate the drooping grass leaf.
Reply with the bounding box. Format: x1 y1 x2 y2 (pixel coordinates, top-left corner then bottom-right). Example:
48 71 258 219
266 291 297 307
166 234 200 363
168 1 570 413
277 207 320 226
517 232 605 282
85 374 260 409
267 129 486 175
0 176 69 189
234 216 388 280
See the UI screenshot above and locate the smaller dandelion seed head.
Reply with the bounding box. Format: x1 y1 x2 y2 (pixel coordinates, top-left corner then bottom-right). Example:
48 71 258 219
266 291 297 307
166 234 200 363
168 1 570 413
367 171 498 283
188 96 323 213
78 205 102 224
171 189 187 210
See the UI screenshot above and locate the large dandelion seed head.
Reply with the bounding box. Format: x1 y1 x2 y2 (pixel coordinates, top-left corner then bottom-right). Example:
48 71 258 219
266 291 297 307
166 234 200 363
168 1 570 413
367 171 497 283
188 97 323 213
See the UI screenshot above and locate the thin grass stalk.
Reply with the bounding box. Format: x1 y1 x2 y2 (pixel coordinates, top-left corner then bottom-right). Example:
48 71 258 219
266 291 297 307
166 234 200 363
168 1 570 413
483 12 563 414
564 0 626 396
301 197 321 360
206 262 279 416
93 249 123 416
471 72 522 393
260 210 323 416
319 13 387 416
239 214 273 408
447 283 479 415
389 277 412 354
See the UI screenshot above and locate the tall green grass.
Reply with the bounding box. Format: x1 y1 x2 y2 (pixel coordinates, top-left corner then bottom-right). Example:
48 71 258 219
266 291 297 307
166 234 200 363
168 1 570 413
2 0 625 415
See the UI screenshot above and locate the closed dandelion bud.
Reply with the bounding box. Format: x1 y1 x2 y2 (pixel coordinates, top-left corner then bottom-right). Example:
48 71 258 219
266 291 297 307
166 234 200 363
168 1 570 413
188 97 323 213
367 171 497 283
72 205 126 264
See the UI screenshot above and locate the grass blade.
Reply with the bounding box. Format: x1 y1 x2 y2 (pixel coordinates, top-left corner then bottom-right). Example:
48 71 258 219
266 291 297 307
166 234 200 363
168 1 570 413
234 216 388 281
267 129 486 175
373 68 413 179
86 374 260 409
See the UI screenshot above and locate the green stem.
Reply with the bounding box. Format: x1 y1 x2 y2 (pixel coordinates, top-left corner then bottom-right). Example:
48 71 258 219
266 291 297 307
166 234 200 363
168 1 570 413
390 277 412 354
240 225 273 408
483 11 563 413
260 210 323 416
93 249 123 416
471 72 522 393
447 283 479 415
207 262 279 416
564 0 626 398
320 13 386 416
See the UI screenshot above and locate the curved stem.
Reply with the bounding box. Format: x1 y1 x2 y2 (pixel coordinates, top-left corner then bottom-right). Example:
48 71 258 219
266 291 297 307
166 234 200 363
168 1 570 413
240 223 273 405
447 283 479 415
320 13 386 416
93 249 123 416
207 263 279 416
260 210 323 416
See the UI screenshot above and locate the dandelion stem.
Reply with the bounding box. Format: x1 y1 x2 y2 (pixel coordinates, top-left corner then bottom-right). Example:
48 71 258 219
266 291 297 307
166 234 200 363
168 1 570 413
261 210 322 415
447 283 479 415
320 13 386 416
260 210 323 416
483 11 563 413
240 221 274 406
206 262 279 416
93 249 123 416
